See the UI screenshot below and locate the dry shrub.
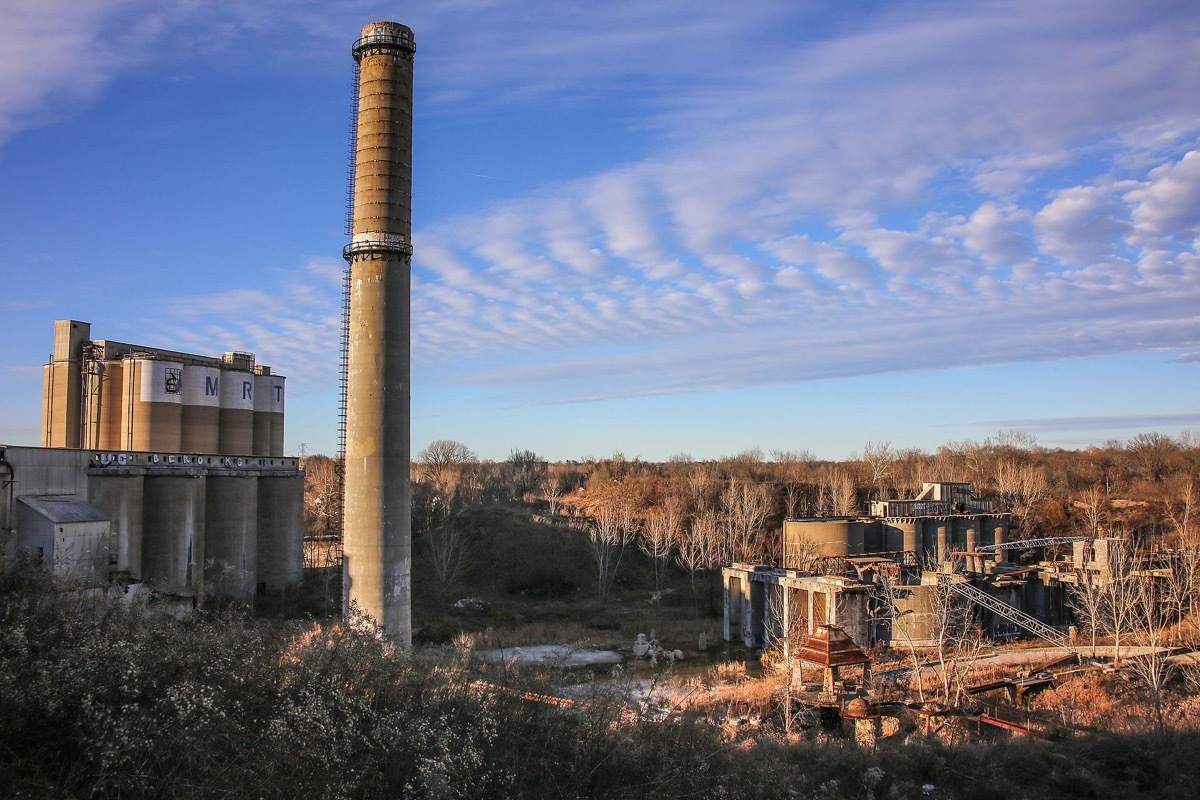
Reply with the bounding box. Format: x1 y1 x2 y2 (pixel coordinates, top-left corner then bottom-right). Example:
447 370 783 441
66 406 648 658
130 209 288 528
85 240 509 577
1031 671 1124 731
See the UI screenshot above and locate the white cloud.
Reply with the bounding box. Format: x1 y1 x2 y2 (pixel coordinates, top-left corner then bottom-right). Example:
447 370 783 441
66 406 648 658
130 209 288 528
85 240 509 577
11 1 1200 408
0 0 146 141
160 257 343 392
1033 185 1132 267
1126 150 1200 241
946 202 1031 268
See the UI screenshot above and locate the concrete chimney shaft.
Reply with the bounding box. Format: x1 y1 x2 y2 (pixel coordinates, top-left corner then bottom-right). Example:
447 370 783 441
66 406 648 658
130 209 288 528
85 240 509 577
342 21 415 644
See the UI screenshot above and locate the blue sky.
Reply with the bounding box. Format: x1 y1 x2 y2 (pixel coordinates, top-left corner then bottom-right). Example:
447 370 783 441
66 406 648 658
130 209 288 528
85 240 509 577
2 0 1198 462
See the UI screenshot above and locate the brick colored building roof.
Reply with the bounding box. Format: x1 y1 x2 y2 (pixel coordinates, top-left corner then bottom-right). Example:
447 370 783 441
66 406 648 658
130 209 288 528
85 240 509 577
796 624 871 668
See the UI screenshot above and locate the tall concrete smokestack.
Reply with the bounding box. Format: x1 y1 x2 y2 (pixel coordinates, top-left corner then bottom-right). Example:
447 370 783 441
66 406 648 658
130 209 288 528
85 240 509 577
342 21 415 644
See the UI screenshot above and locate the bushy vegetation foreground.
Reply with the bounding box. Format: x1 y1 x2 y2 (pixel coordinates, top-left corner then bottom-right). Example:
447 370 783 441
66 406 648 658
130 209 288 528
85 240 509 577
4 561 1200 799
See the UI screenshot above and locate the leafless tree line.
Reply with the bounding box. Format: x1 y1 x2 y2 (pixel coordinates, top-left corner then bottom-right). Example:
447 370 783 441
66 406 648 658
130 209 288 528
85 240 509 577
301 431 1200 608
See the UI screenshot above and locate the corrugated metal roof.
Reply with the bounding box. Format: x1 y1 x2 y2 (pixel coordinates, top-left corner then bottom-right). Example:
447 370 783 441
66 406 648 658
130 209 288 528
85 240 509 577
18 495 110 524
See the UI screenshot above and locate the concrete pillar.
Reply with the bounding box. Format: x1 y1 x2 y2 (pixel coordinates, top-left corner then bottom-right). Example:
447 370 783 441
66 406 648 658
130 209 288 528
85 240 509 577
87 474 144 579
934 519 949 565
143 475 205 601
965 518 980 573
205 475 258 602
900 519 919 554
257 474 303 591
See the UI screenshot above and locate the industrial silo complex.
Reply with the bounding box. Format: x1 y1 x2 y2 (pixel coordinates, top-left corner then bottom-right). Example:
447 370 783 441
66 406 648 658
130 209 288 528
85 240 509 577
1 320 303 608
41 319 286 456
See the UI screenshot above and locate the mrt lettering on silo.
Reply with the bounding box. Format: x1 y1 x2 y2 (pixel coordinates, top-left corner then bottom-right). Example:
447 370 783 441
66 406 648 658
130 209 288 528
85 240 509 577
342 21 415 644
219 369 254 455
182 366 221 453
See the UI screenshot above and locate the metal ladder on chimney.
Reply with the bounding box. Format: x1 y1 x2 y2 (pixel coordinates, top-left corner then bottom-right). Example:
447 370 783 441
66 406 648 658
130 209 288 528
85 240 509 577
335 59 361 542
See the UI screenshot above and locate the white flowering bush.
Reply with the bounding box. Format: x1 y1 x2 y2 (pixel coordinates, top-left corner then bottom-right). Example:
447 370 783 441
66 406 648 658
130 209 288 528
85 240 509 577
6 555 1200 799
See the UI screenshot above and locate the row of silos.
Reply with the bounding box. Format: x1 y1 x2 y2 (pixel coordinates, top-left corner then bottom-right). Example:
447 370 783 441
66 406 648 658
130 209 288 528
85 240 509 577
784 514 1009 567
86 468 303 602
82 358 285 456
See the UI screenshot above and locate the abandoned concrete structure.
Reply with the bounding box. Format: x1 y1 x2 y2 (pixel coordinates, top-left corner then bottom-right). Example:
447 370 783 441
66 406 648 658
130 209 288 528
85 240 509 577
41 319 286 456
341 21 416 644
4 322 303 605
0 445 303 604
724 482 1126 652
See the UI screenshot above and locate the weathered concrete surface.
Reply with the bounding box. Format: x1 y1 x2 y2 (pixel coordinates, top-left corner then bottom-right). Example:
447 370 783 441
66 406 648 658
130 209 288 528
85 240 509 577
342 21 415 644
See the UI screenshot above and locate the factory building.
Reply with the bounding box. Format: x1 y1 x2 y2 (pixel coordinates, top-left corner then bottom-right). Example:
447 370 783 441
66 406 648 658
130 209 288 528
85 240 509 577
724 482 1079 649
2 321 303 606
42 319 286 456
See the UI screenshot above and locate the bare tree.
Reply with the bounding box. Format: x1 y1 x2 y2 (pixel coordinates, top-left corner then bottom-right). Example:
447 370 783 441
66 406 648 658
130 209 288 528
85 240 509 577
1163 474 1200 643
640 499 681 594
505 448 547 500
1126 432 1180 484
765 588 814 735
772 449 817 517
1067 572 1108 658
993 459 1047 538
929 577 988 709
782 529 823 573
675 509 722 611
683 463 717 515
581 490 638 604
869 568 926 704
933 439 987 485
859 440 896 501
721 480 773 562
1078 484 1108 538
417 439 476 496
1100 542 1139 668
425 513 474 604
541 474 564 517
818 467 858 517
1126 576 1174 737
302 454 343 537
781 482 803 519
892 447 932 495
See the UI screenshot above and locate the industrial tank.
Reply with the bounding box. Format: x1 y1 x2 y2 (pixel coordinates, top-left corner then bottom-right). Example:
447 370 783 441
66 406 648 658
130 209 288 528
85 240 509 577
953 516 979 555
257 474 303 590
92 360 125 450
218 369 254 454
884 519 919 553
124 358 184 451
925 518 951 565
863 520 883 552
181 365 221 453
785 519 863 561
252 370 286 456
142 475 205 599
205 475 258 601
982 514 1008 561
87 474 144 579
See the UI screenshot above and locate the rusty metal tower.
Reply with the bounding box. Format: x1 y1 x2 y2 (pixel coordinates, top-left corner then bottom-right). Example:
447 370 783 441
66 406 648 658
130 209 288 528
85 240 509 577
341 21 415 643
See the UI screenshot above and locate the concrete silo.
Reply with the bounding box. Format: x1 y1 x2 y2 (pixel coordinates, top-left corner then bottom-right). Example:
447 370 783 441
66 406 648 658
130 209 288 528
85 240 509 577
181 365 221 453
41 320 89 448
218 356 255 455
341 21 415 643
142 473 205 600
123 357 184 452
252 367 285 456
205 474 258 601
